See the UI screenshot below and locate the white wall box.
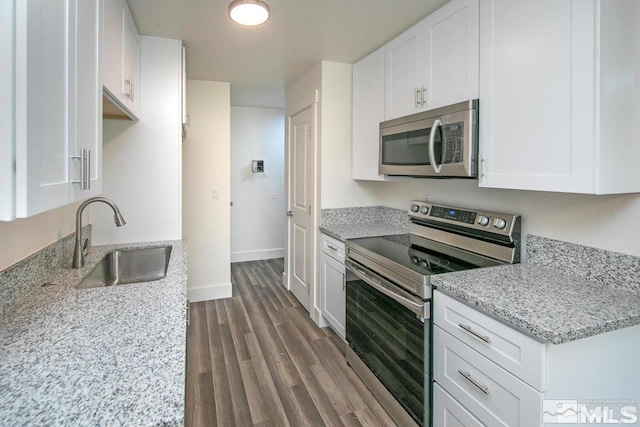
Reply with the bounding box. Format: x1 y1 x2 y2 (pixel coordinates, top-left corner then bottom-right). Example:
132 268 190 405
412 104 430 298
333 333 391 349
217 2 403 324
2 0 103 221
433 290 640 425
384 0 479 120
319 234 346 338
479 0 640 194
102 0 140 120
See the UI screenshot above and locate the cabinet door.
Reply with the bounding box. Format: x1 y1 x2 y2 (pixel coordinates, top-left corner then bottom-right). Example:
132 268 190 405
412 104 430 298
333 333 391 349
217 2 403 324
14 0 73 217
478 0 596 193
72 0 103 200
385 23 425 120
352 47 386 181
433 383 483 427
423 0 479 111
123 6 140 117
320 253 346 339
0 0 14 220
102 0 124 101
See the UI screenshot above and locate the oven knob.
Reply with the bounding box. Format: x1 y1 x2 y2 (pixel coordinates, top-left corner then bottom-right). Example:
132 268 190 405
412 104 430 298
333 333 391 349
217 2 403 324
493 218 507 229
411 256 419 264
410 204 419 213
420 260 429 268
477 215 490 226
419 206 429 215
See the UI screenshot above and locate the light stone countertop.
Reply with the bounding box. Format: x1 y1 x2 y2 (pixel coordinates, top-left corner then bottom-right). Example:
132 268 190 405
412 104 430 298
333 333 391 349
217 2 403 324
0 240 187 426
431 263 640 345
319 222 408 242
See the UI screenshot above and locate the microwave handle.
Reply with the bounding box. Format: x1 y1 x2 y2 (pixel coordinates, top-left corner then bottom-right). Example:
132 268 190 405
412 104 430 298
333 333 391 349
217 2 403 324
428 118 443 174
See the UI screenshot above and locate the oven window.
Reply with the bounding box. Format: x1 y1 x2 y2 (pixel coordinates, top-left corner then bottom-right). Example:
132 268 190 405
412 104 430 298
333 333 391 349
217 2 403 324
381 128 434 166
346 277 425 426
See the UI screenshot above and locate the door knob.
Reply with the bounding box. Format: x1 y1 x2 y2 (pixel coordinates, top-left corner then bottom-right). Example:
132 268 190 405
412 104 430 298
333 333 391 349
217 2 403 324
286 210 293 217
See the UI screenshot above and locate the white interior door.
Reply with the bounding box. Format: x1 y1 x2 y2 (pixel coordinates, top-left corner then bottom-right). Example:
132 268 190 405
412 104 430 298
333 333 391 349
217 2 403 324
287 106 314 311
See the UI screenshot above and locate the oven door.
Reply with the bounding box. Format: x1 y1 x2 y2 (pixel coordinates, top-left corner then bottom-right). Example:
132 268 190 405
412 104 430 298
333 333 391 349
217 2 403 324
345 258 430 426
379 108 477 178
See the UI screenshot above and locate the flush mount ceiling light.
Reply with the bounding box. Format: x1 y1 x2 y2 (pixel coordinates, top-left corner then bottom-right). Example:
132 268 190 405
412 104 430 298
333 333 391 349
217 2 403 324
228 0 270 26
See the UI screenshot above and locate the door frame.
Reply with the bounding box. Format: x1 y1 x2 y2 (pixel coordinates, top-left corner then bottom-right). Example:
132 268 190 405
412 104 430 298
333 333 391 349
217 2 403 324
284 96 322 324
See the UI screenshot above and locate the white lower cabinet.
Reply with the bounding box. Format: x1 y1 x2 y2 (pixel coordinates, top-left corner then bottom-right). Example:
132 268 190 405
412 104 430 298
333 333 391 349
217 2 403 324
434 326 543 427
433 383 483 427
433 289 640 426
319 234 346 339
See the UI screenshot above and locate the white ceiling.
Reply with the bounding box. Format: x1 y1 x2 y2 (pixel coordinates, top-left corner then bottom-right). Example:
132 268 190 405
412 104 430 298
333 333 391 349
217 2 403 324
127 0 448 109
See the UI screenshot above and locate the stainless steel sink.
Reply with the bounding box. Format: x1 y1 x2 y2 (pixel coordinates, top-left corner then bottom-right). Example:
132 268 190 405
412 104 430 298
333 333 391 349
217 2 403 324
77 246 172 289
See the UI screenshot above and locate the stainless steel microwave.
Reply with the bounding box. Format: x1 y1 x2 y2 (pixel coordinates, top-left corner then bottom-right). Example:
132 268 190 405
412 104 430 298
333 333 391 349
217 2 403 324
379 100 478 178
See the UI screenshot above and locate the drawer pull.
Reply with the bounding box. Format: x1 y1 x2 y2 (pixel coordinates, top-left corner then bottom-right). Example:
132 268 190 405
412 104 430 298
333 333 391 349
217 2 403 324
327 244 338 251
458 370 489 395
458 323 491 343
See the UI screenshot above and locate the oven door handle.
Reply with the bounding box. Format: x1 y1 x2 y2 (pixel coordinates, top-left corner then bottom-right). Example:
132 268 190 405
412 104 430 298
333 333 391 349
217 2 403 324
428 118 442 174
346 259 425 318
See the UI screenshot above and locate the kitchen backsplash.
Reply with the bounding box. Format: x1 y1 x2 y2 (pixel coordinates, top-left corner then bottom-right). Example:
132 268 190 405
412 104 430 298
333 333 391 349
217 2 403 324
0 225 91 318
321 206 410 227
527 234 640 292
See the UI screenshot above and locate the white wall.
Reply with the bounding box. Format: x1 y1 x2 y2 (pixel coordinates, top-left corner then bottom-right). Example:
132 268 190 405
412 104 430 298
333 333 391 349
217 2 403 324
0 202 87 270
320 61 378 209
370 179 640 257
183 79 232 302
93 37 182 244
230 106 285 262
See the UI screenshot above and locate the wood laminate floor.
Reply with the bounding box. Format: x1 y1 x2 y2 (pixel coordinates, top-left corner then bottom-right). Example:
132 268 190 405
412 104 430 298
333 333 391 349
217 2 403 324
185 258 396 427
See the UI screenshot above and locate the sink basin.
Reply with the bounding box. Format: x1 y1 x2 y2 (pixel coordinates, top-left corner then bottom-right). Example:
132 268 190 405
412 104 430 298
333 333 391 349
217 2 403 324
77 246 172 289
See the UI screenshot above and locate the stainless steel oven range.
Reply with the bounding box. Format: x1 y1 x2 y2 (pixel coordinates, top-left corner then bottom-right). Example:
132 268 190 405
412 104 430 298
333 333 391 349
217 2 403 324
344 201 521 427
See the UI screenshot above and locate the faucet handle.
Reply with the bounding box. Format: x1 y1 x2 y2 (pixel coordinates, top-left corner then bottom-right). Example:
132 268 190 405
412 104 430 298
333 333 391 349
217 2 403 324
82 238 90 257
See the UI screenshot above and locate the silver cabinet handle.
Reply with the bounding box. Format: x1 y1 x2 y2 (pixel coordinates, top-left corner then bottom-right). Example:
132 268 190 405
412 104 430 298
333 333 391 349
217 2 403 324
71 149 89 189
131 77 134 102
342 273 346 291
421 85 426 106
458 370 489 394
186 299 191 326
458 323 491 343
415 87 421 107
428 118 443 174
84 149 91 190
327 244 338 251
125 78 131 99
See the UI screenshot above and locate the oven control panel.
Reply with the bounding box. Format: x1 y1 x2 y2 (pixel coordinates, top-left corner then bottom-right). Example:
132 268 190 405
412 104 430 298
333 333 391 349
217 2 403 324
409 201 520 237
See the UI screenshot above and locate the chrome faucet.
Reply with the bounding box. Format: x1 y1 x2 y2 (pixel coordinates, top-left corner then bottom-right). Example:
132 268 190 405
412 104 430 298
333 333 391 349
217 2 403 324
73 197 126 268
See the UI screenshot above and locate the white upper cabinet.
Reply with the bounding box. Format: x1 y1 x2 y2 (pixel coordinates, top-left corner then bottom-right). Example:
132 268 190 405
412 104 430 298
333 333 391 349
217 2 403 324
479 0 640 194
102 0 124 103
385 23 424 120
352 47 386 180
2 0 102 221
123 6 140 117
423 0 479 111
1 0 15 220
385 0 479 120
102 0 140 120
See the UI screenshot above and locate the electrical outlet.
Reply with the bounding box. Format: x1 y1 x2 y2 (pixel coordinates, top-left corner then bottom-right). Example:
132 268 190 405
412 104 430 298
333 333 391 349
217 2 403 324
212 188 220 199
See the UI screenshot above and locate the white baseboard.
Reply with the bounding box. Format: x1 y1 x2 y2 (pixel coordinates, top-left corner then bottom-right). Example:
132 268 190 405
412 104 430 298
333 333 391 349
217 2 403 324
188 282 232 302
231 248 284 263
313 306 330 328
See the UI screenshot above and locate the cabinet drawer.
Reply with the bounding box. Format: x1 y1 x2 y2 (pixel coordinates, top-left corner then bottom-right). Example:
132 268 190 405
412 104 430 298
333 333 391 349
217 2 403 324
434 326 543 427
321 234 345 263
434 291 546 391
433 383 483 427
